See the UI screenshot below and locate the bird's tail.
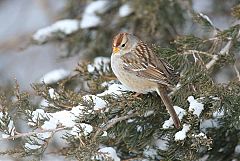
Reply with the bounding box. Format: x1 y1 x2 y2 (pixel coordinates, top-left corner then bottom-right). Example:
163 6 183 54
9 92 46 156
156 86 181 129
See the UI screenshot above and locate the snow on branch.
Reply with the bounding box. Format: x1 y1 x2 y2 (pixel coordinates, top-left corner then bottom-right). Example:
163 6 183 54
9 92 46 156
0 112 16 139
188 96 204 117
162 106 186 129
199 13 214 27
80 0 109 29
87 57 111 74
174 124 191 141
33 19 80 43
39 68 71 84
97 147 120 161
32 1 112 43
193 12 217 30
119 4 133 17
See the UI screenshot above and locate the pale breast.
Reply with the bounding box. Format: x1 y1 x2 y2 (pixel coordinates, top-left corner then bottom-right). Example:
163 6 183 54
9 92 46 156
111 55 158 93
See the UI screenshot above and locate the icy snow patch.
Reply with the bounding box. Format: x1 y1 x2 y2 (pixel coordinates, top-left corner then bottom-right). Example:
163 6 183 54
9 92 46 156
1 120 15 139
33 19 80 43
71 105 89 116
136 125 143 132
98 147 120 161
7 120 15 136
174 124 191 141
235 145 240 154
87 57 110 73
97 83 129 97
209 96 220 100
192 132 207 139
48 88 59 99
213 109 224 118
40 99 49 107
127 119 135 123
82 95 107 111
144 110 155 117
39 95 64 108
102 131 108 136
29 105 93 139
80 1 108 28
87 64 95 73
0 112 3 119
80 14 100 28
1 134 11 139
49 110 77 127
41 117 58 130
70 123 93 136
40 69 70 84
199 12 214 26
28 109 47 126
25 143 41 150
162 106 186 129
200 119 219 131
36 132 52 140
119 4 133 17
188 96 204 117
155 139 168 151
143 147 158 159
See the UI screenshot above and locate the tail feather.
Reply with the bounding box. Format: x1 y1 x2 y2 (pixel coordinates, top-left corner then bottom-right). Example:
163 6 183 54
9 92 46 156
156 86 181 129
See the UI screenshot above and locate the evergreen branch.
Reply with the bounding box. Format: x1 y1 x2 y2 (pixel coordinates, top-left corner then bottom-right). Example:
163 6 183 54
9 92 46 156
93 112 138 140
206 39 232 69
206 29 240 69
0 127 67 141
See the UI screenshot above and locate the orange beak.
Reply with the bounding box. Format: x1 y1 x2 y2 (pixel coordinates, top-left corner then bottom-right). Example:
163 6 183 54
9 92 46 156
112 47 120 54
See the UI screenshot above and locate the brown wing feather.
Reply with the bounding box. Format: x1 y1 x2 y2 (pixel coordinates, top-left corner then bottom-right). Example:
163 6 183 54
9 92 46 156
121 42 179 87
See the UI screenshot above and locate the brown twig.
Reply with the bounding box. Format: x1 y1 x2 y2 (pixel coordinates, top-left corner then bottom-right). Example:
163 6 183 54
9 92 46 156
206 55 220 70
206 39 232 69
234 64 240 81
93 112 138 140
206 29 240 70
0 127 67 141
182 50 214 57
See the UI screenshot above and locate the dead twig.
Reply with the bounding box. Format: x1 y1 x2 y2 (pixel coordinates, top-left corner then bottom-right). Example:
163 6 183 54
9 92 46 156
234 64 240 81
0 126 67 141
93 112 138 140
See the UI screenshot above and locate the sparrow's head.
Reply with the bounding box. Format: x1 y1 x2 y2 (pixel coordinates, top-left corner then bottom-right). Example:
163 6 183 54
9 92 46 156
112 32 138 55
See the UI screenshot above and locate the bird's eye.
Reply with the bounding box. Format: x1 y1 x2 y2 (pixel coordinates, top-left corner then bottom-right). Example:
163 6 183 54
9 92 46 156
121 44 125 47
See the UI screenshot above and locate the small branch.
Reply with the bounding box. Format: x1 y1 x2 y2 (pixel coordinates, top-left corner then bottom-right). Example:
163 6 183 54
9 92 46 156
0 127 67 141
234 64 240 81
53 102 74 109
182 50 214 57
169 83 181 97
206 55 219 69
206 40 232 69
206 29 240 70
93 112 138 140
182 50 210 67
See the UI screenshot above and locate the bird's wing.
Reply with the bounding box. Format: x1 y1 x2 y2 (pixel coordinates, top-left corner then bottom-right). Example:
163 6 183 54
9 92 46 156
121 42 178 86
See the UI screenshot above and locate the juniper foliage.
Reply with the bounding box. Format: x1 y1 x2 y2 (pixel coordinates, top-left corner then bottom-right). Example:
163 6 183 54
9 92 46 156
0 0 240 161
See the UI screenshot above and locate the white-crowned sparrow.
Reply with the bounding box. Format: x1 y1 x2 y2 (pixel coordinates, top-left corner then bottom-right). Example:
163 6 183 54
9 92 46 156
111 32 180 128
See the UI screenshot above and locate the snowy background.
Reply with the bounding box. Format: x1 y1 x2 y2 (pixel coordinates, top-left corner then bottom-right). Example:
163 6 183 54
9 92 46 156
0 0 239 161
0 0 237 91
0 0 77 90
